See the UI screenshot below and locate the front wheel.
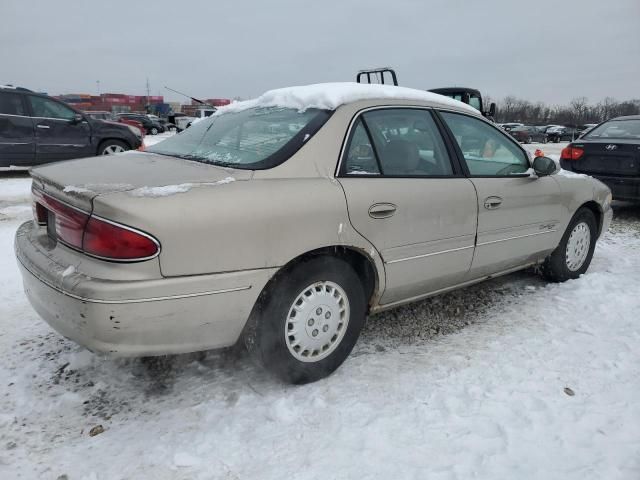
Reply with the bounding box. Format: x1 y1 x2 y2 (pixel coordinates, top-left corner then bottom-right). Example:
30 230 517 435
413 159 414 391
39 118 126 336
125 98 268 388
542 208 597 282
246 256 367 384
98 140 129 155
150 127 159 135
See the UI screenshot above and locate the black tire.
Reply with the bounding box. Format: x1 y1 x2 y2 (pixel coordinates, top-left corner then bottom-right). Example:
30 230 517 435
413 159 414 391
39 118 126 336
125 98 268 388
554 136 560 143
541 207 597 282
246 256 367 384
542 136 548 144
97 139 129 155
150 127 159 135
526 136 532 144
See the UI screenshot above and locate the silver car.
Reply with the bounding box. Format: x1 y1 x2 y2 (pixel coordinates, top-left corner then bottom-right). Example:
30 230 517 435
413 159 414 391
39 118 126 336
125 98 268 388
15 83 613 383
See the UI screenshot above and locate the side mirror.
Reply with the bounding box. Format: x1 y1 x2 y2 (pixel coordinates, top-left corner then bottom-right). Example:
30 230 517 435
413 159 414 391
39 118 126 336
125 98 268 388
488 102 496 117
533 156 557 177
70 113 84 124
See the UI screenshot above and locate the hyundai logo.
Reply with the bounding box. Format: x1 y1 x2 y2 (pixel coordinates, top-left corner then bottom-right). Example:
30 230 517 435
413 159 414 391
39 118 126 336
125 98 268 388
605 144 617 150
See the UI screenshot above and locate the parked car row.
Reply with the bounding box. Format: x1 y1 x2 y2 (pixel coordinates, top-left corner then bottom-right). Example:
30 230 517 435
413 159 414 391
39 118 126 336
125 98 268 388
508 126 548 143
84 111 146 138
0 85 143 169
84 111 176 136
497 123 600 144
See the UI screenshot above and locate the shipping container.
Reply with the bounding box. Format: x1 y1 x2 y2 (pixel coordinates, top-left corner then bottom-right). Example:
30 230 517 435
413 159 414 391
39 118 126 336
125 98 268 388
206 98 232 106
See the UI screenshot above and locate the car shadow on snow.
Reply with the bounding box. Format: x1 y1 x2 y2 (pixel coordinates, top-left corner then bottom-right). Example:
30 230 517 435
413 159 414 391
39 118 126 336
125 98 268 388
19 267 548 425
611 201 640 233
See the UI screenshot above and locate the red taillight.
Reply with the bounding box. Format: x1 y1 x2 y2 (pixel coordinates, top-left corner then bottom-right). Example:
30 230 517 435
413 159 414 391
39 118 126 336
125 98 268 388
560 146 584 160
32 189 159 261
32 188 89 248
83 216 159 260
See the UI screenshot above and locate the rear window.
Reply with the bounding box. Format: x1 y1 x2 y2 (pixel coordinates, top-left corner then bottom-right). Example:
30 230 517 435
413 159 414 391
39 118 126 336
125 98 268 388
584 119 640 139
0 92 26 116
147 106 331 169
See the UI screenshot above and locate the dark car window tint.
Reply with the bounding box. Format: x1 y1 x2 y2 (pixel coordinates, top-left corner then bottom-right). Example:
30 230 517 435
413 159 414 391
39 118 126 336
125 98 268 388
585 119 640 139
0 93 26 116
344 119 380 175
28 96 75 120
362 109 453 176
441 112 529 176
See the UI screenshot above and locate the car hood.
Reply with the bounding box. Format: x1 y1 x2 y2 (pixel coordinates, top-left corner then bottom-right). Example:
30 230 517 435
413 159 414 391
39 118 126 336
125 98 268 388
31 151 253 211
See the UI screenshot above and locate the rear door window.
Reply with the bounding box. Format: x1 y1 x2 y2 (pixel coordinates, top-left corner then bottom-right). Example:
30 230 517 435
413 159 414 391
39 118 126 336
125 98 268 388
343 108 454 177
343 119 381 175
0 92 27 116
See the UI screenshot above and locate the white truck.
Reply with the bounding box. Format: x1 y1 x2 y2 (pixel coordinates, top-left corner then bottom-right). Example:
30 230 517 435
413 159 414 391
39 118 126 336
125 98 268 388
170 107 217 132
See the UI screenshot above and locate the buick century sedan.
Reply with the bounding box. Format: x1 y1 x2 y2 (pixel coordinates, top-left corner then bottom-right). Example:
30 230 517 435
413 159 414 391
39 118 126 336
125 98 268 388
15 83 613 383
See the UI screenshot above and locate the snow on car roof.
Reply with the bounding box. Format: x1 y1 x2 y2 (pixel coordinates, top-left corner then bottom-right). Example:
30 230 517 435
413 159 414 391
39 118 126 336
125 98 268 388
216 82 480 116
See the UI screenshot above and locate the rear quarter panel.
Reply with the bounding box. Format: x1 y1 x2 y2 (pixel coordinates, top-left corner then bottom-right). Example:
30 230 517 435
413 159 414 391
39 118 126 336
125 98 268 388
91 179 384 284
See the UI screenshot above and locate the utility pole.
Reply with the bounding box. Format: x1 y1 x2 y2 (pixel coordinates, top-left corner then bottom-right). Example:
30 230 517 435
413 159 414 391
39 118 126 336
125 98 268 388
146 77 151 113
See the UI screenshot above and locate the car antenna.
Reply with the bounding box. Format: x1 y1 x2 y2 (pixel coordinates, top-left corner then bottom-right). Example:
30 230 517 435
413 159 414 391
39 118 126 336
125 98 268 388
164 86 215 108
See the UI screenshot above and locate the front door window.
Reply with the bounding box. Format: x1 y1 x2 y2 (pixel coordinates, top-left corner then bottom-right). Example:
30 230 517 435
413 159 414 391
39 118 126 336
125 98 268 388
28 96 76 120
440 112 529 176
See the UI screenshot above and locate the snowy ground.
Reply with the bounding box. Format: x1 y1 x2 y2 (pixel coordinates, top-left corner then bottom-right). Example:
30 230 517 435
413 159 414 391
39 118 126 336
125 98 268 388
1 142 639 479
142 131 175 148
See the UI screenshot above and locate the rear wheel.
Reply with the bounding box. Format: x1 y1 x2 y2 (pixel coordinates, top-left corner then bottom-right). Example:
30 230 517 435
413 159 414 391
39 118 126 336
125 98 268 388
542 208 597 282
150 127 159 135
246 256 367 384
526 136 532 144
98 140 129 155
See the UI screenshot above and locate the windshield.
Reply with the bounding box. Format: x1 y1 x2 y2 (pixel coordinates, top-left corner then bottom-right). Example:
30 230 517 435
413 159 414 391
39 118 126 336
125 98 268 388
147 106 331 169
584 119 640 139
444 93 482 111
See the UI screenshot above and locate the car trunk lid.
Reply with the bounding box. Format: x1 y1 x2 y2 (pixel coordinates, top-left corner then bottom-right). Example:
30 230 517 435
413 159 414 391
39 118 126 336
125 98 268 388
571 140 640 177
30 151 253 211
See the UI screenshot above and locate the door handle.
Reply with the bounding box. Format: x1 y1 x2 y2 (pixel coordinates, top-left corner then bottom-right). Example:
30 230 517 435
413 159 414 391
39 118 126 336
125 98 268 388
368 203 397 219
484 196 503 210
36 124 50 129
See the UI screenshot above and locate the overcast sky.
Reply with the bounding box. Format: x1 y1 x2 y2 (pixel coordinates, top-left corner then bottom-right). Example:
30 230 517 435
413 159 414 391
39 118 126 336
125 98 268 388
2 0 639 105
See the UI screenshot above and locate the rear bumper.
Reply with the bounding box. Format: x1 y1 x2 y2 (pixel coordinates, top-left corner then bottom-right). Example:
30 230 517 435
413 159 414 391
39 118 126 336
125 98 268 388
15 220 277 356
591 175 640 202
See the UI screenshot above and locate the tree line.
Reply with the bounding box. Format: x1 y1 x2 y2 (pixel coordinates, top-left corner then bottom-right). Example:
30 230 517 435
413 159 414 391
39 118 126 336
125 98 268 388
489 96 640 126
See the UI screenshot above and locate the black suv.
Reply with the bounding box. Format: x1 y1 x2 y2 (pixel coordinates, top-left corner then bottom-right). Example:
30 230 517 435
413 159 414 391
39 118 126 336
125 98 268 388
0 86 142 170
117 113 165 135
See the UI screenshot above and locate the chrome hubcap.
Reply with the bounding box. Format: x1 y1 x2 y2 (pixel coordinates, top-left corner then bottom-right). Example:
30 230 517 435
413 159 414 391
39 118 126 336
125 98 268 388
102 145 125 155
285 281 350 362
565 221 591 271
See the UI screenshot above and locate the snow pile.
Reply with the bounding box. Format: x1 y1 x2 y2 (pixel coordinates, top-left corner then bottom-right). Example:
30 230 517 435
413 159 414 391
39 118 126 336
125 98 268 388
129 177 236 197
63 185 93 194
62 183 135 195
0 176 32 204
557 168 589 178
215 82 480 116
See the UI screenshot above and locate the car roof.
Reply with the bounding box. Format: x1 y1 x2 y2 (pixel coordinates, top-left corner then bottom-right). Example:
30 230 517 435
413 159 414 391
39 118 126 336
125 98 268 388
0 85 33 92
611 115 640 121
214 82 480 117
